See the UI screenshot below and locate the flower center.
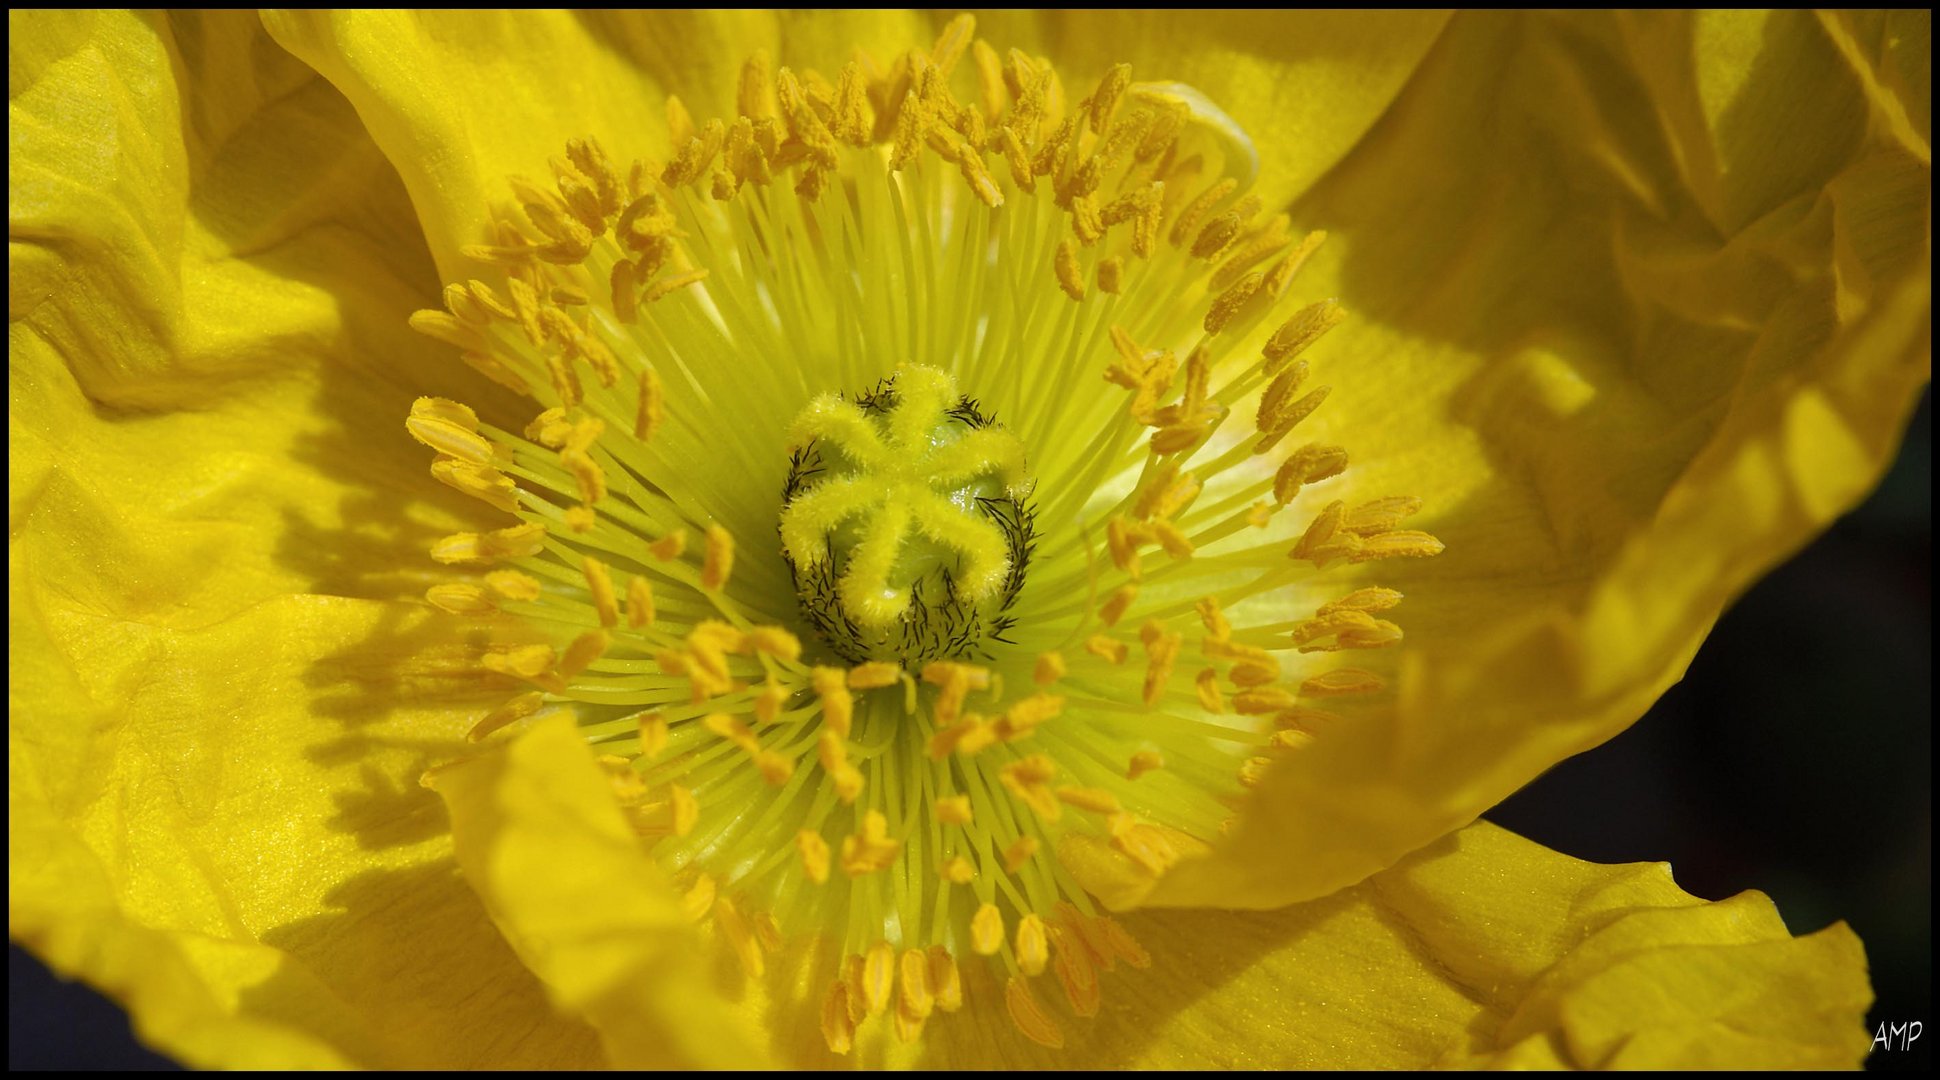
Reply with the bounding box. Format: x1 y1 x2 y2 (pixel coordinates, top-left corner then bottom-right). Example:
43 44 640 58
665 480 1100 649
399 13 1444 1058
780 367 1035 665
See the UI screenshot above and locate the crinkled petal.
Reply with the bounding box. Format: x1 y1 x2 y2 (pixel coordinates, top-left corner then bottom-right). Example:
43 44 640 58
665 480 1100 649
11 9 584 1068
1150 9 1930 909
958 822 1869 1068
426 715 769 1069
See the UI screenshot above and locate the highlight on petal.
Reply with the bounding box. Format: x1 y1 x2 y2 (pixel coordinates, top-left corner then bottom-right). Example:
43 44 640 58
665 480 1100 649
1144 9 1930 910
1018 822 1870 1068
426 715 768 1069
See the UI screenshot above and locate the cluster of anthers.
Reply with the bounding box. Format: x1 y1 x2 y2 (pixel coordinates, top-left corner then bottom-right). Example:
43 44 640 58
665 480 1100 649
403 14 1442 1056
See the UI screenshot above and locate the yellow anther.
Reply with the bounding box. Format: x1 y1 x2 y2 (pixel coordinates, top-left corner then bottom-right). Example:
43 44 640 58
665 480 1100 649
633 365 664 441
1229 655 1282 686
557 630 607 680
1350 529 1446 563
1273 443 1350 504
996 692 1064 741
545 352 583 408
431 522 546 564
753 749 795 786
484 569 542 602
425 583 496 616
681 872 717 922
637 712 668 759
1293 609 1391 650
796 829 832 885
1232 686 1296 715
1056 786 1122 815
754 680 788 724
1014 913 1051 976
524 407 572 448
847 661 902 689
1203 269 1263 333
1127 749 1165 779
578 556 619 628
736 51 773 119
1301 668 1386 697
841 809 900 877
1033 651 1066 687
1141 624 1181 706
1081 634 1126 665
663 94 696 147
863 940 896 1015
645 268 710 304
935 794 973 826
700 524 735 590
1005 976 1065 1049
407 405 495 465
596 754 647 805
817 732 865 804
939 856 976 885
928 946 964 1013
1239 755 1274 789
1263 298 1347 375
1054 238 1085 300
650 529 687 561
1318 587 1405 616
832 61 873 145
971 902 1006 956
1097 584 1137 628
928 13 974 76
999 125 1036 192
1275 705 1345 731
1169 176 1237 248
468 690 545 742
667 784 698 837
1132 465 1201 522
893 947 935 1024
663 117 725 187
482 643 555 681
407 308 486 350
741 625 801 661
1341 495 1422 536
705 712 758 750
926 716 985 759
1272 728 1317 750
430 457 520 513
1291 499 1351 566
625 575 655 629
1051 925 1102 1017
820 981 855 1055
1195 667 1227 713
1002 835 1040 873
1094 255 1124 293
715 896 765 978
812 666 854 739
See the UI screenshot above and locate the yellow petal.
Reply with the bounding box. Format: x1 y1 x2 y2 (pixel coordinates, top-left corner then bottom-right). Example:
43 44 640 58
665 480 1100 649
9 579 601 1068
426 715 769 1069
947 822 1870 1068
1148 10 1930 909
11 11 589 1068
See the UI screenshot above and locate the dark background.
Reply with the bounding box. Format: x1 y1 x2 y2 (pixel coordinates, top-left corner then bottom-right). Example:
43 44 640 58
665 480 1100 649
10 394 1930 1070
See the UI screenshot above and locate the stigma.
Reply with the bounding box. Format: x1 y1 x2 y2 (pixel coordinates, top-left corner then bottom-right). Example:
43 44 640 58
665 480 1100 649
401 12 1441 1057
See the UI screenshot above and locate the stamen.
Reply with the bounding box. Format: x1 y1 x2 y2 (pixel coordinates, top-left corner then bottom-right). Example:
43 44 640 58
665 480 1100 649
400 18 1444 1054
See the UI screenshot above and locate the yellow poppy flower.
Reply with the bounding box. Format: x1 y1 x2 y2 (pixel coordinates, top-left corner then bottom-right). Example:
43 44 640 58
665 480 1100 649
9 9 1925 1070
